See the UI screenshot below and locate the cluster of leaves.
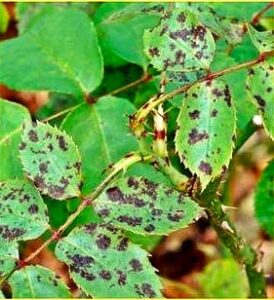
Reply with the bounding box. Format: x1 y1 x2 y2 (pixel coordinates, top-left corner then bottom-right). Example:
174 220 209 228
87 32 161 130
0 2 273 298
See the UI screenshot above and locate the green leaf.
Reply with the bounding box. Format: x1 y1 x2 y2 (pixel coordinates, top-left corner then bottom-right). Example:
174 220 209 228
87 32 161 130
8 265 71 298
0 179 49 242
175 79 236 189
0 9 103 98
0 290 4 298
19 121 82 200
55 223 163 298
255 160 274 237
198 259 249 297
96 4 161 68
0 99 31 180
61 97 139 194
248 24 274 53
0 3 9 34
94 176 201 235
144 9 215 72
0 242 18 277
246 58 274 140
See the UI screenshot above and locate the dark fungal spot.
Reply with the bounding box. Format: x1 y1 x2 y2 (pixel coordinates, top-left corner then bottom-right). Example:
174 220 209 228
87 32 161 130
135 283 156 298
117 215 142 227
57 135 68 151
127 177 139 189
19 142 26 150
0 225 25 241
175 50 185 64
195 51 203 59
152 208 163 216
211 109 218 117
188 128 209 145
254 95 266 111
70 254 94 267
84 223 97 233
189 110 200 120
148 47 160 57
52 279 58 287
39 162 48 174
223 85 232 107
74 162 81 172
177 12 186 23
47 144 53 152
33 175 45 189
198 161 212 175
192 25 206 41
212 88 223 97
117 237 129 251
168 211 183 222
99 270 112 280
266 87 272 93
129 259 143 272
96 234 111 250
144 224 155 232
117 270 127 286
169 29 191 41
106 186 124 202
28 204 38 214
80 270 96 281
98 208 110 217
160 25 168 36
28 129 38 142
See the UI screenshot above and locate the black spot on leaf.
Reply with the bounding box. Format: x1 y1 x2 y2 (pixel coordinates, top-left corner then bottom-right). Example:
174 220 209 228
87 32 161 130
188 128 209 144
198 161 212 175
129 259 143 272
28 129 38 142
96 234 111 250
189 110 200 120
28 204 38 214
99 270 112 280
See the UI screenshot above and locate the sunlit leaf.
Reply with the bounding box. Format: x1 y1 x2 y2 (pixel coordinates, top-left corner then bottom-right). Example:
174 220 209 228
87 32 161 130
0 242 18 277
255 160 274 237
0 179 49 242
144 9 215 72
19 121 82 200
175 79 236 189
248 25 274 53
9 265 71 298
246 57 274 139
55 223 163 298
0 9 103 98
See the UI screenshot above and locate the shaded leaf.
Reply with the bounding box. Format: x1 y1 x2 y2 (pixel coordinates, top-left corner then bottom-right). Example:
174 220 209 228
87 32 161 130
55 223 163 298
248 25 274 53
94 176 201 235
19 121 82 200
0 242 18 277
96 4 161 68
8 265 71 298
144 9 215 72
0 99 31 180
175 79 236 189
0 9 103 98
61 97 138 194
198 259 249 297
255 160 274 237
246 58 274 139
0 3 9 34
0 179 49 242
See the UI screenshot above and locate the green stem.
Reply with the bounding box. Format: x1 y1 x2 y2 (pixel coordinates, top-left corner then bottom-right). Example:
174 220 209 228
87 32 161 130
130 51 274 131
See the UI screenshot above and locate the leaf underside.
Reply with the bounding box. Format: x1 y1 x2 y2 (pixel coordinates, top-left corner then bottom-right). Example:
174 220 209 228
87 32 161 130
175 78 236 189
94 176 202 235
19 121 82 200
55 223 163 298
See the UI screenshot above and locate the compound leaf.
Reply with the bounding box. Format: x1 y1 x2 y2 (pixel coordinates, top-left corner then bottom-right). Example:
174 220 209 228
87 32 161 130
0 99 31 180
248 25 274 53
246 58 274 139
144 9 215 72
94 176 202 235
175 79 236 189
19 121 82 200
198 259 249 297
255 160 274 237
8 265 71 298
55 223 163 298
0 9 103 98
61 97 138 194
0 242 18 277
0 179 49 243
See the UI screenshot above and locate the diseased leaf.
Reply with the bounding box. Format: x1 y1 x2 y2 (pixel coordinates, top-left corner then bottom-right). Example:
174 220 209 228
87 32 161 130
0 242 18 277
19 121 82 200
8 265 71 298
144 9 215 72
55 223 163 298
248 24 274 53
0 179 49 242
61 97 138 194
0 99 31 180
255 160 274 237
94 176 202 235
175 79 236 189
246 58 274 139
198 259 249 297
0 9 103 98
96 4 161 68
